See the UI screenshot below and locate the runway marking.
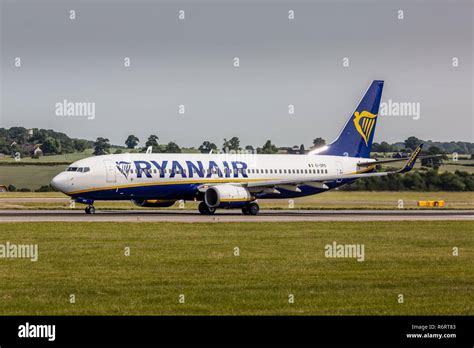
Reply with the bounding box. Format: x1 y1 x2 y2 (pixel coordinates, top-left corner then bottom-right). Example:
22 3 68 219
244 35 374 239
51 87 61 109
0 210 472 223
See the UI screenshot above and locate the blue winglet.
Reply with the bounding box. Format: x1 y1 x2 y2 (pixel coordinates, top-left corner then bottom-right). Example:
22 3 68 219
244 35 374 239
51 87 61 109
398 144 423 173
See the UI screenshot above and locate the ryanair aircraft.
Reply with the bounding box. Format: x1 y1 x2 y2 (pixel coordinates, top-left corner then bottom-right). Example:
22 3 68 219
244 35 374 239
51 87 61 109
51 80 424 215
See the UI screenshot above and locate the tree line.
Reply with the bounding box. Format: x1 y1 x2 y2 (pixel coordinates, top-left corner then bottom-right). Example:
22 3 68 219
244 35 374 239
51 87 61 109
0 127 92 157
1 127 473 159
344 169 474 192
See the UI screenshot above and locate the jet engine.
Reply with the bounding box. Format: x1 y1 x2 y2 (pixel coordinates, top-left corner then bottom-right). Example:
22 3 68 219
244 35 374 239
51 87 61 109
132 199 176 208
204 184 252 208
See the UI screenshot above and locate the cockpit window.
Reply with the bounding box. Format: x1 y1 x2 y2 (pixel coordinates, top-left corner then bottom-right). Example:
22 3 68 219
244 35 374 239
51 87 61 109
66 166 90 173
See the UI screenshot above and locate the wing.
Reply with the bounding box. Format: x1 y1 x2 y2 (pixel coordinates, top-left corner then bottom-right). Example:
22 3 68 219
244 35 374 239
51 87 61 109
241 143 424 193
358 149 441 167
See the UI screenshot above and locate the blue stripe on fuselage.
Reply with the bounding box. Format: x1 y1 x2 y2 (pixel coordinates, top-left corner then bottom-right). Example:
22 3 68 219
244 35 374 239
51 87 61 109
71 179 355 201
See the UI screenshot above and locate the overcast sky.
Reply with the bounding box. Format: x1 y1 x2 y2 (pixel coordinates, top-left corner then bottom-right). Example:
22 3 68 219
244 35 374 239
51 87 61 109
1 0 472 147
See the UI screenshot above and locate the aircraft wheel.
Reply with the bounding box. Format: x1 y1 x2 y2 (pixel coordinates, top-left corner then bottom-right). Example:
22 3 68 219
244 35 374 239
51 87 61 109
198 202 207 214
199 202 216 215
248 202 259 216
85 206 95 214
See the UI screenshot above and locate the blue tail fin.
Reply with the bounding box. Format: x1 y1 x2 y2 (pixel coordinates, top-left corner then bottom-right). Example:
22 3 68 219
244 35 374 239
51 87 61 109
315 80 384 158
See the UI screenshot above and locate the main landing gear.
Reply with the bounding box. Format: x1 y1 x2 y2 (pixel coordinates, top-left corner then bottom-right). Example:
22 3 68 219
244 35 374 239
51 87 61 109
242 202 259 216
198 201 260 216
85 205 96 214
198 202 216 215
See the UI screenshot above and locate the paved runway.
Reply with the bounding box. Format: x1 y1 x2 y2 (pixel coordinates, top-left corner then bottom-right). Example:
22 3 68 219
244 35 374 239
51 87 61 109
0 209 472 222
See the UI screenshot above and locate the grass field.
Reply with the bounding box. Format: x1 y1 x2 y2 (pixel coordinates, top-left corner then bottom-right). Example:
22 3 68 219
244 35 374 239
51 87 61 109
1 191 472 210
0 150 93 163
0 221 471 315
0 165 67 189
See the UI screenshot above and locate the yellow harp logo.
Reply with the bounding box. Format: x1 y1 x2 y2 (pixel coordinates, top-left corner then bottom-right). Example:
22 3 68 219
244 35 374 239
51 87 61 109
353 110 377 146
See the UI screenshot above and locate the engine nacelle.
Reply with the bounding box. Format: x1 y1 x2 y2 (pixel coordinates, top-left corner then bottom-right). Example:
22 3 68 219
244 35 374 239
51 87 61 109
204 184 252 208
132 199 176 208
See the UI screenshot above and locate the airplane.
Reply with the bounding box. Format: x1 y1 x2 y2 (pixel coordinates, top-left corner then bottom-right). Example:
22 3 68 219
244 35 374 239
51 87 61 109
51 80 425 215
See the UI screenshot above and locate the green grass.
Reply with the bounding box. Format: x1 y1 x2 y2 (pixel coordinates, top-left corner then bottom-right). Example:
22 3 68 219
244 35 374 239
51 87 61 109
0 150 94 163
0 221 472 315
0 165 66 189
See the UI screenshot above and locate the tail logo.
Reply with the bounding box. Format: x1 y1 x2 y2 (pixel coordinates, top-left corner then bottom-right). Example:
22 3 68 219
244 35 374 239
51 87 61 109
353 110 377 146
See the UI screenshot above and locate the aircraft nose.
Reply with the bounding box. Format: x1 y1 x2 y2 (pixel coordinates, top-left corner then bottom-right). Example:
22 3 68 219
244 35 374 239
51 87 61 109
50 172 69 193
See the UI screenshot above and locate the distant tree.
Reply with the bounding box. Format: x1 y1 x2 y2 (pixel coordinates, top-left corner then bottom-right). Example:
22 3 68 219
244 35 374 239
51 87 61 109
198 141 217 153
164 142 181 153
145 135 160 152
145 135 159 147
42 137 61 155
223 137 240 151
244 145 255 152
93 137 110 155
378 141 392 154
299 144 305 154
312 137 326 148
404 136 423 151
371 142 381 152
125 135 139 149
439 172 466 191
73 139 88 152
260 140 278 154
421 146 444 168
114 148 123 154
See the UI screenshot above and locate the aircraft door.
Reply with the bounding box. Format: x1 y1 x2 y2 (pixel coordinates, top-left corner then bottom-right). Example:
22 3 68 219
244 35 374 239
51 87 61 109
104 160 117 183
335 161 343 183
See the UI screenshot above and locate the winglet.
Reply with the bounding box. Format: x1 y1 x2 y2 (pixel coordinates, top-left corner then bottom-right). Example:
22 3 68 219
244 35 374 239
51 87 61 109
397 144 423 173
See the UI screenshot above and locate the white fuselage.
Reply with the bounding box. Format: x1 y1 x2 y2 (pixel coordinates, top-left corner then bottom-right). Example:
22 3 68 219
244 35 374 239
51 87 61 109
51 153 372 201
